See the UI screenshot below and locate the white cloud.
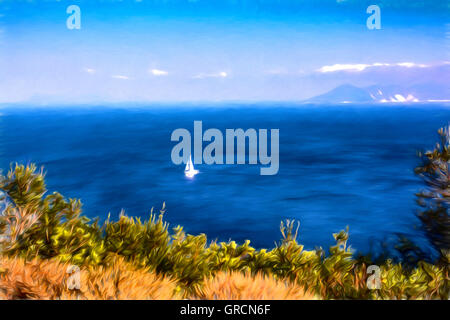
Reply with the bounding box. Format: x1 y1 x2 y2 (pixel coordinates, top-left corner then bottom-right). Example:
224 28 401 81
317 64 371 73
150 69 169 76
317 62 429 73
396 62 428 68
112 75 130 80
193 71 228 79
84 68 96 74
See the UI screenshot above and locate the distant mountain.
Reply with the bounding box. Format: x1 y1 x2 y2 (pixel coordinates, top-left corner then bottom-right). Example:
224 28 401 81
305 83 450 104
306 84 372 103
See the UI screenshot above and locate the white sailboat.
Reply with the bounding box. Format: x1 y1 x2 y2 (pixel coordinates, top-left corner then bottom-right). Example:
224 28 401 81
184 155 199 178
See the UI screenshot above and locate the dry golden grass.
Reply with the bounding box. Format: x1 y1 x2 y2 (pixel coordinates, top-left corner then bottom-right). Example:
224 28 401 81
78 257 181 300
0 256 319 300
0 255 180 300
0 256 69 299
197 271 318 300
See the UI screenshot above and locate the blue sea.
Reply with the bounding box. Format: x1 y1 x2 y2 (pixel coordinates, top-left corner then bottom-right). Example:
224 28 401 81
0 104 448 255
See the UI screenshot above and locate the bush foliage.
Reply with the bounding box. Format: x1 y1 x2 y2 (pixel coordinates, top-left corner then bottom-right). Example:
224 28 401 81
415 125 450 263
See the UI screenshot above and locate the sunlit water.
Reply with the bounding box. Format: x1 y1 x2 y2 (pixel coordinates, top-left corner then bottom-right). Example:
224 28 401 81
0 104 448 255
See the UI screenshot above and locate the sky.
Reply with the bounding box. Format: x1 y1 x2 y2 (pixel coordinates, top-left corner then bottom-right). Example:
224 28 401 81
0 0 448 103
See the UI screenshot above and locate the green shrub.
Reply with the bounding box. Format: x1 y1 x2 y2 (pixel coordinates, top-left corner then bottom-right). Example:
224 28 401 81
415 125 450 263
103 207 171 271
0 164 105 264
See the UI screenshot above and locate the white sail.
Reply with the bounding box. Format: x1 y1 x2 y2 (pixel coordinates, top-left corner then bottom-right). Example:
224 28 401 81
185 157 191 171
184 155 199 178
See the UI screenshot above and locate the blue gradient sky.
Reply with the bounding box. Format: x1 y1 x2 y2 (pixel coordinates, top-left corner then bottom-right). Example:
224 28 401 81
0 0 448 103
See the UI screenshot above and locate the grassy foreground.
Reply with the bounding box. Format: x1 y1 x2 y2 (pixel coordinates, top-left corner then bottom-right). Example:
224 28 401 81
0 255 315 300
0 164 447 300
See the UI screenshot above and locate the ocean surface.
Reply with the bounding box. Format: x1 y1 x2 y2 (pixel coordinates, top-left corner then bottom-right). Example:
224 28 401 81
0 104 449 254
